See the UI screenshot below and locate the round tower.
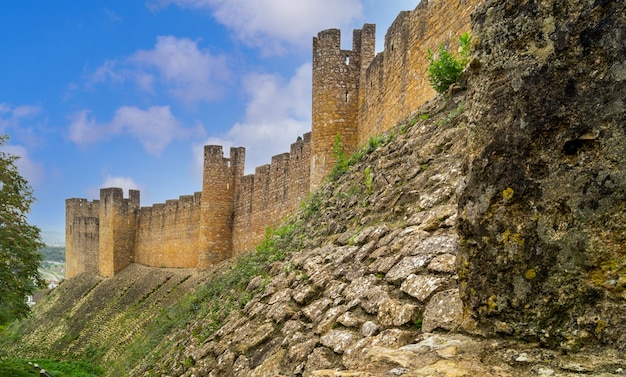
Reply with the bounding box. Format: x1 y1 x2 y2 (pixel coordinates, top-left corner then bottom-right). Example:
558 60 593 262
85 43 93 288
310 25 375 190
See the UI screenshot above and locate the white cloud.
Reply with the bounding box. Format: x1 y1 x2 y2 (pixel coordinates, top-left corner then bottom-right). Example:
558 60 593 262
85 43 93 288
89 36 230 104
0 103 41 132
87 175 143 199
0 144 45 187
68 110 103 145
149 0 363 54
87 60 123 87
104 8 122 23
193 63 311 175
69 105 202 155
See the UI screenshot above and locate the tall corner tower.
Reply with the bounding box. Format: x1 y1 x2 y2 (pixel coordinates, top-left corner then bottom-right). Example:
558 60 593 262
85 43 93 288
65 198 100 278
310 24 376 190
98 188 140 277
198 145 245 269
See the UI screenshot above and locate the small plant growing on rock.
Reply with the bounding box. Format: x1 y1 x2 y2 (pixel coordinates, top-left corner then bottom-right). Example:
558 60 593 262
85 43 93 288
329 134 348 181
427 32 471 94
414 318 423 329
364 166 374 194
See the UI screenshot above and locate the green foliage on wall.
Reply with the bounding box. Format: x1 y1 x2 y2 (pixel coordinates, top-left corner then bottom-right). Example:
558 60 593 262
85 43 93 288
427 32 471 94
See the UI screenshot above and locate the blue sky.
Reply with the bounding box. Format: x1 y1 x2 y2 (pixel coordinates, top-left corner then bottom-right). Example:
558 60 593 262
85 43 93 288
0 0 417 245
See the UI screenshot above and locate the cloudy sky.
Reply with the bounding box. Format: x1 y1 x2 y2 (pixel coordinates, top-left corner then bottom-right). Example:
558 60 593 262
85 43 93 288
0 1 417 244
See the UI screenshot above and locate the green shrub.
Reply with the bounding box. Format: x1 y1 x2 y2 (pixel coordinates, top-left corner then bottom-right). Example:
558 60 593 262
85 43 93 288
329 134 347 181
427 32 471 94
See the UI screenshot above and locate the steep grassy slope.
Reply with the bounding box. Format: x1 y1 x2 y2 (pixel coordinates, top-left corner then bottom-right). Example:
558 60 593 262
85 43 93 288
1 266 207 371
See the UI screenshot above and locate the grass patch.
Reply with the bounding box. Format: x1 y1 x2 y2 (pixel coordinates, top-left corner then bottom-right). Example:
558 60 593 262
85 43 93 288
0 358 104 377
108 220 303 375
435 101 465 127
329 134 391 182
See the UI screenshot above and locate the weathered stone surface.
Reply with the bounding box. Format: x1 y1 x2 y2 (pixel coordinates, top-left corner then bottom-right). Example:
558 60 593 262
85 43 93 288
401 274 450 302
267 288 292 305
411 359 480 376
310 264 335 288
281 319 307 340
320 329 358 354
324 280 347 301
267 301 295 324
232 355 251 377
365 346 439 370
377 299 419 327
458 0 626 346
412 234 459 255
302 298 333 323
249 348 285 377
355 224 389 245
292 284 317 304
422 289 463 333
400 333 477 354
289 338 318 363
343 275 377 302
368 254 403 274
310 371 375 377
215 349 236 375
336 311 364 328
306 347 341 372
427 254 457 273
316 305 348 334
232 322 275 354
361 321 380 337
385 255 433 282
342 329 418 370
360 285 390 314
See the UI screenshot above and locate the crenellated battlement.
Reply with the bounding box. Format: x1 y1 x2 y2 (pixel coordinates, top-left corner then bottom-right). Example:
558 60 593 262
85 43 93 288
310 24 376 190
66 0 482 278
66 198 100 277
66 134 312 277
98 188 140 277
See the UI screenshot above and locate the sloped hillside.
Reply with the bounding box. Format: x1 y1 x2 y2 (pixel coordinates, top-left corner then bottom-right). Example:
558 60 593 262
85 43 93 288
5 89 625 376
133 91 472 376
3 90 481 376
1 266 206 365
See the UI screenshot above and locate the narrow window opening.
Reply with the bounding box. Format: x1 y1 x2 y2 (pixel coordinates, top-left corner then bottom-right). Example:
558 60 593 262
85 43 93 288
345 91 350 102
345 55 350 65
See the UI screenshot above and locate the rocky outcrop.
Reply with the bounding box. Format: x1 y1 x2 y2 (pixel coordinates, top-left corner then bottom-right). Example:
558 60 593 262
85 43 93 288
142 92 472 377
458 0 626 349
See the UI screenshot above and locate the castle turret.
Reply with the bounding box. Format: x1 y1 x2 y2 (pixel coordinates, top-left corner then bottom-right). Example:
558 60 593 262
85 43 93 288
310 24 375 190
65 198 100 278
98 188 140 277
198 146 245 268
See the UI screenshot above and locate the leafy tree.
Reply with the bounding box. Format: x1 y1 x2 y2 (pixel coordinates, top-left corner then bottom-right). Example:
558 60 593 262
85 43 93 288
427 32 472 94
0 136 44 326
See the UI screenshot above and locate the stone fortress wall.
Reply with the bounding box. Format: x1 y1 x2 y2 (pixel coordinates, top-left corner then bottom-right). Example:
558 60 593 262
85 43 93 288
66 0 482 278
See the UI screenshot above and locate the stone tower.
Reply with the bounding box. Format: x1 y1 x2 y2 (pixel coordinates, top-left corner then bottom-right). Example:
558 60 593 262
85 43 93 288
310 24 376 190
65 198 100 278
98 188 140 277
198 146 245 269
